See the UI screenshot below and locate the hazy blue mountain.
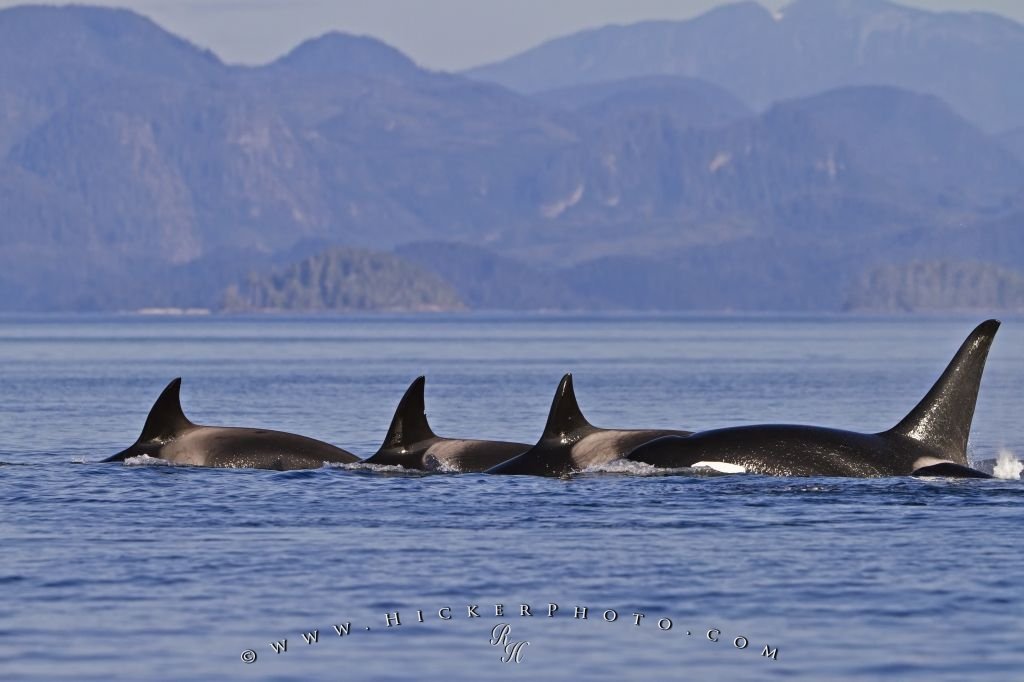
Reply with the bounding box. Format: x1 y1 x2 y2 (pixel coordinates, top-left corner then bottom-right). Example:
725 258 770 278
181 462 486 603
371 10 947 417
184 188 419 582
766 87 1024 208
562 241 848 311
1003 127 1024 164
845 261 1024 312
0 5 223 153
536 76 752 131
0 5 220 79
481 86 1023 265
466 0 1024 132
467 2 777 98
223 248 465 312
549 85 1024 312
271 32 424 79
3 5 1024 312
926 212 1024 273
0 6 576 309
393 242 598 310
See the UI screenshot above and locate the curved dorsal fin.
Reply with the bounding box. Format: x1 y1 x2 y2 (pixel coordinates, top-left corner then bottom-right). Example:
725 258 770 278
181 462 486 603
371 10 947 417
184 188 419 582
380 376 437 450
887 319 1000 464
138 378 195 443
541 373 593 442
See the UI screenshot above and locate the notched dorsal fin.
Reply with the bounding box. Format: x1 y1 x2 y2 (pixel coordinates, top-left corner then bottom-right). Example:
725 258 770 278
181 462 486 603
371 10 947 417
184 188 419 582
541 373 593 441
380 376 436 450
887 320 1000 464
138 378 195 443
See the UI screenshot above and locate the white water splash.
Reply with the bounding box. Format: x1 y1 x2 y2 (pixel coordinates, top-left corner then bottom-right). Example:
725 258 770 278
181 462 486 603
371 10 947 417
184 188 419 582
584 459 661 475
993 449 1023 480
123 454 174 467
324 461 422 475
429 458 463 474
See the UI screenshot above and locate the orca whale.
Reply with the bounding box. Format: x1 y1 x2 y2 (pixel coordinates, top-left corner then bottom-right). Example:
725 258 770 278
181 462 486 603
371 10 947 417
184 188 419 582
362 376 529 472
102 378 360 470
626 320 1000 478
486 373 692 477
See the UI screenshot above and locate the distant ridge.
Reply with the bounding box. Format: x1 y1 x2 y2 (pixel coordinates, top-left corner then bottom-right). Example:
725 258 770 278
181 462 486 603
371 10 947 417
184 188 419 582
536 75 752 130
765 86 1024 205
1003 127 1024 164
845 261 1024 312
270 31 422 78
393 242 598 311
0 4 224 153
2 4 1024 312
222 248 465 313
465 0 1024 133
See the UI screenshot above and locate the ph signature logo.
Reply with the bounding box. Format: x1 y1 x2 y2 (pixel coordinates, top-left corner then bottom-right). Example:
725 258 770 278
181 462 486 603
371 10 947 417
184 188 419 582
489 623 529 663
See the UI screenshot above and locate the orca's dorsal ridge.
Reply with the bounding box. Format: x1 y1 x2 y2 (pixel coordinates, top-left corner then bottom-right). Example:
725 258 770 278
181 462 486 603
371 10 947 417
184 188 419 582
887 319 1000 464
541 374 593 442
911 462 993 479
380 376 437 450
138 378 196 443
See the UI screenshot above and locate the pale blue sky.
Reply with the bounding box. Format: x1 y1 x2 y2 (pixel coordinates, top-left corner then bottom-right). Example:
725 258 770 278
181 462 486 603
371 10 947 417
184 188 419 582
4 0 1023 69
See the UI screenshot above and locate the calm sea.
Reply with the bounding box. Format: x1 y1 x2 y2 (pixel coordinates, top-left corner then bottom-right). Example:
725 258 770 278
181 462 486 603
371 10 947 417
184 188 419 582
1 314 1022 681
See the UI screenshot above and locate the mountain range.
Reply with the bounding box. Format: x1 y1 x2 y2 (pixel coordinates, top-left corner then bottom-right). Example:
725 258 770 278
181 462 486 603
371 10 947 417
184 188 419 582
2 1 1023 312
467 0 1024 133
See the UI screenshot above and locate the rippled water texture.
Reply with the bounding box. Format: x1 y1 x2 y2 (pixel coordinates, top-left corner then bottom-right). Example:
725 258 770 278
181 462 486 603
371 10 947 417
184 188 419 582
1 314 1022 681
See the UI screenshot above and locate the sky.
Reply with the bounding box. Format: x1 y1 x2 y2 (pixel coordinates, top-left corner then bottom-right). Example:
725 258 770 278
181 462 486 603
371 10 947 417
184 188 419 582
2 0 1023 70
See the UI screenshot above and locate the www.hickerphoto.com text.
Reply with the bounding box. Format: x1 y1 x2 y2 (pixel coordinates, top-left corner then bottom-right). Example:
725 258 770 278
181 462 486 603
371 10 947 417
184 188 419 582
241 602 780 666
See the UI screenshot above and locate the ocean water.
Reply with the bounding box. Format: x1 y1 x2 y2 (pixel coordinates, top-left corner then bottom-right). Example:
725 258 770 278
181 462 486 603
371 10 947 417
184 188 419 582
1 313 1022 681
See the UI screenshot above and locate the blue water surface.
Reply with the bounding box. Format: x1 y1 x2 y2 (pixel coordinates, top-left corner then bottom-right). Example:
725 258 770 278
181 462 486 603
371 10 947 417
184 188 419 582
1 313 1022 681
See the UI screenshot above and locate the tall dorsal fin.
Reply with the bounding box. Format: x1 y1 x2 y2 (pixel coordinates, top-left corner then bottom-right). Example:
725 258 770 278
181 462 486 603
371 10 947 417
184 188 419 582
380 376 437 450
887 320 1000 464
138 378 195 443
541 373 593 442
